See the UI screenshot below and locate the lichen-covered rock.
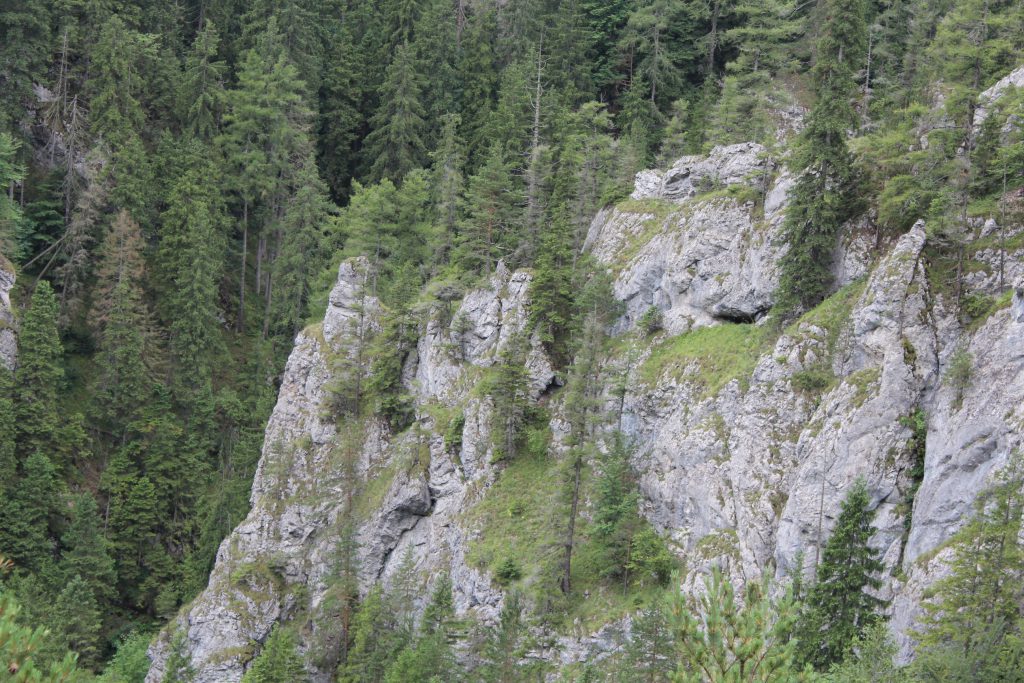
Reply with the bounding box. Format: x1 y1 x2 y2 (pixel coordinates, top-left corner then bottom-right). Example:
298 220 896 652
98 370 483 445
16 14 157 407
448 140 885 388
973 64 1024 135
0 260 15 371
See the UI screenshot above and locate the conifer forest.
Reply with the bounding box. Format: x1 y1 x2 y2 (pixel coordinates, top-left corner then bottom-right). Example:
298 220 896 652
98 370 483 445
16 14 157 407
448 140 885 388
0 0 1023 681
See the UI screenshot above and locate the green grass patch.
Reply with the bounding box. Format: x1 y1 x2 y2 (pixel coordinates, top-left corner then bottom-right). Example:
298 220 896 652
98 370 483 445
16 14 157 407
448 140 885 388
786 278 867 351
465 448 562 582
639 323 773 397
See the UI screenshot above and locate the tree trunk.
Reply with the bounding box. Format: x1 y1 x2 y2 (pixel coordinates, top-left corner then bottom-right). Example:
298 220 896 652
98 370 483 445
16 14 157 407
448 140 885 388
561 447 583 594
237 201 248 332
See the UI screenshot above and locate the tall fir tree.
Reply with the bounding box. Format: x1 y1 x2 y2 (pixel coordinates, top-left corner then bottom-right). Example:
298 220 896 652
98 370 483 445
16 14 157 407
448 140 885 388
797 479 885 670
775 0 867 316
365 42 428 183
14 281 66 464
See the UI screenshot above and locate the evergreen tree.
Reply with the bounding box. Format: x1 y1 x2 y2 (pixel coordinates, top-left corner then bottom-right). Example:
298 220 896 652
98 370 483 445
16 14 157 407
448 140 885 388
592 434 642 584
180 19 228 140
14 281 66 464
338 586 410 683
431 113 465 266
90 210 157 433
241 625 307 683
0 0 51 131
457 143 522 275
365 42 428 183
158 147 226 399
775 0 868 316
60 493 117 606
0 133 28 261
269 156 332 338
87 15 153 146
669 568 815 682
317 23 366 200
477 591 541 682
52 574 103 670
0 368 13 490
619 604 675 682
797 479 885 670
162 628 197 683
912 457 1024 681
0 451 59 572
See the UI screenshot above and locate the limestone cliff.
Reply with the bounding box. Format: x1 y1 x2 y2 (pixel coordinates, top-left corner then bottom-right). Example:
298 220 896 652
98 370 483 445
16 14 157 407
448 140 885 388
148 72 1024 679
0 258 16 371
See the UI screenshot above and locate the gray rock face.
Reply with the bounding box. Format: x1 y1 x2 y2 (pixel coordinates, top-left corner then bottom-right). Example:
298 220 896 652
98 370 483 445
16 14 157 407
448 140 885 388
973 64 1024 135
588 145 872 335
0 260 16 371
147 261 553 682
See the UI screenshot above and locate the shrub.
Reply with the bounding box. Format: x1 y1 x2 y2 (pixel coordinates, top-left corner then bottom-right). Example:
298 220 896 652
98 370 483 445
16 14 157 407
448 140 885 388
638 306 664 336
945 346 972 408
494 557 522 584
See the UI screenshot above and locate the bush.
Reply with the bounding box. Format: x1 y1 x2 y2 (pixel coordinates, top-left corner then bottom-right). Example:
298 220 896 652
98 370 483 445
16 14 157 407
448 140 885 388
494 557 522 584
945 346 972 408
443 412 465 454
791 365 835 394
638 306 664 336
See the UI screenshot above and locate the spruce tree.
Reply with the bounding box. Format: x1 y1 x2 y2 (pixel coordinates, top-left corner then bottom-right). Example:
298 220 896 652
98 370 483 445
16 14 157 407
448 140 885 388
60 493 117 606
457 143 522 276
365 42 428 183
14 281 65 463
180 19 228 140
913 457 1024 678
0 451 59 572
241 625 307 683
0 133 28 261
0 0 51 131
52 574 103 670
619 604 675 682
797 479 885 670
775 0 867 316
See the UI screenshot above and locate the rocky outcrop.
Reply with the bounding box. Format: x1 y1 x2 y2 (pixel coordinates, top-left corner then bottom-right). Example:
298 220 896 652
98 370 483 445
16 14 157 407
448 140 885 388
973 64 1024 135
148 260 555 682
0 259 16 371
150 112 1024 678
587 143 872 335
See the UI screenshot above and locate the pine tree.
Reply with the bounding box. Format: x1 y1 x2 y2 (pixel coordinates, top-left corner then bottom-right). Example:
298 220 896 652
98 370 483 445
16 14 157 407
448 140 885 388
0 369 15 490
913 456 1024 679
0 451 59 572
669 568 814 682
60 493 117 606
797 479 885 670
0 133 28 261
487 333 531 462
158 147 226 398
90 210 157 433
163 628 197 683
180 19 228 140
269 156 332 338
619 603 675 682
365 42 428 183
14 281 65 463
317 23 366 200
0 1 51 131
457 143 522 276
431 113 465 266
52 574 103 670
592 434 642 583
775 0 867 316
87 15 153 146
241 625 307 683
477 591 541 682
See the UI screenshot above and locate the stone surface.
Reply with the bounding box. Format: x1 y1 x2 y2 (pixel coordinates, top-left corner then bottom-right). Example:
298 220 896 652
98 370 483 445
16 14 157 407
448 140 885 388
0 259 16 371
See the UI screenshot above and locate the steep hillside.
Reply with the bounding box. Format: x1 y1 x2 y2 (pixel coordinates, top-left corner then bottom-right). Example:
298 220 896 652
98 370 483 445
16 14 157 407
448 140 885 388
149 79 1024 676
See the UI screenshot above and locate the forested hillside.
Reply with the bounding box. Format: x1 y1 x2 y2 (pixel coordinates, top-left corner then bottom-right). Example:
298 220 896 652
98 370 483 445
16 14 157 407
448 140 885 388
0 0 1023 681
